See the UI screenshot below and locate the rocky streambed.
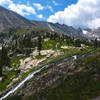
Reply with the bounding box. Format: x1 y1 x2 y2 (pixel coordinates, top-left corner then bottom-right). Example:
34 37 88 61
0 55 77 100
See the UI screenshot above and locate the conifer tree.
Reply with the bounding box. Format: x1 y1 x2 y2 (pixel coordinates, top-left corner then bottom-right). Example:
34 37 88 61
94 38 98 48
0 46 10 76
38 35 42 55
75 39 81 47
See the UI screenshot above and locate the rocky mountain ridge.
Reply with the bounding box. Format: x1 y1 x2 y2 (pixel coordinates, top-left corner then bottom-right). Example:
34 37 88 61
83 28 100 40
0 6 100 41
0 6 35 32
0 6 84 39
31 20 84 39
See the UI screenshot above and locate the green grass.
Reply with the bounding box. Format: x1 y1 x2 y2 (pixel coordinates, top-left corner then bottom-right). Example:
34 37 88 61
0 40 94 94
0 71 18 91
30 71 100 100
0 45 93 92
42 40 69 50
22 52 100 100
76 52 100 70
82 53 100 66
10 57 21 70
42 40 57 50
6 50 100 100
6 70 100 100
0 56 24 92
0 56 21 91
34 55 46 59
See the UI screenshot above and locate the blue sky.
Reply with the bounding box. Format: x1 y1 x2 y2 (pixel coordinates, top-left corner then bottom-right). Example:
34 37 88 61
0 0 100 29
0 0 78 21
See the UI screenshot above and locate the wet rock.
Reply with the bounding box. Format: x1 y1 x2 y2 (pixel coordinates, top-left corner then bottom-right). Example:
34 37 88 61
0 77 3 82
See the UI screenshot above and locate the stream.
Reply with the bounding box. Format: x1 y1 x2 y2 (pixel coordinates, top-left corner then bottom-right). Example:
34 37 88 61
0 55 77 100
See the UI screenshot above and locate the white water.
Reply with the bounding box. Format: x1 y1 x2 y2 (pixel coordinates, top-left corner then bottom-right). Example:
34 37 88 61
0 56 77 100
72 55 77 60
0 65 48 100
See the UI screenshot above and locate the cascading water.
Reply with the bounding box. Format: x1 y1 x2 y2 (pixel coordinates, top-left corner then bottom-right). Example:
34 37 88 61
0 56 77 100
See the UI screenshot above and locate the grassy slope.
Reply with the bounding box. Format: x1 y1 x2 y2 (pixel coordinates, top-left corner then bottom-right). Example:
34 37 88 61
20 52 100 100
6 51 100 100
1 42 94 98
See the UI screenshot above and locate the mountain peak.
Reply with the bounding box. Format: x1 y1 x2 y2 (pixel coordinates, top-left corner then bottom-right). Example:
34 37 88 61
0 6 34 32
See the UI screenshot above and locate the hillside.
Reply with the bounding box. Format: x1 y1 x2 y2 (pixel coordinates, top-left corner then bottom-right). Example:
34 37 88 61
5 50 100 100
31 20 85 39
0 26 95 100
3 52 100 100
0 4 100 100
0 6 85 39
1 5 100 41
0 6 35 32
0 6 100 41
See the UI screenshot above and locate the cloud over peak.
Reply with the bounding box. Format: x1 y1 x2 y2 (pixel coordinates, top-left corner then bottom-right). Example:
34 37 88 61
48 0 100 29
0 0 44 19
8 3 36 16
33 3 44 10
0 0 12 5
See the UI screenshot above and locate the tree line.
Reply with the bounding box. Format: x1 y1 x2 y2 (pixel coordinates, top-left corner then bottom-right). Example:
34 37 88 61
0 46 10 77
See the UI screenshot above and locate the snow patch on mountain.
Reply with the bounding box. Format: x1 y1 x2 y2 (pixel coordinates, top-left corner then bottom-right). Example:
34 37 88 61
83 30 88 35
47 23 54 31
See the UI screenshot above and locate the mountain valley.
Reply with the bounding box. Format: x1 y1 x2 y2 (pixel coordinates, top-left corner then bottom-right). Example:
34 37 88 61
0 5 100 100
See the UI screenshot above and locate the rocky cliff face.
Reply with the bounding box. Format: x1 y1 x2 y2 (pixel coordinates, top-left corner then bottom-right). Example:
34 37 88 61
31 20 85 39
83 28 100 40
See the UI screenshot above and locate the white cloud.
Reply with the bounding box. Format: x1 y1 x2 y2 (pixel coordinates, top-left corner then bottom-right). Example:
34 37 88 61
48 6 53 12
0 0 36 16
0 0 12 5
37 14 43 19
33 3 44 10
48 0 100 29
0 0 44 19
52 0 59 6
8 3 36 16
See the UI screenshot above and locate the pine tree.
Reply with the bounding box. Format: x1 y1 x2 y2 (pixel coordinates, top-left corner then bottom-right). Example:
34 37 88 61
0 46 10 76
23 37 32 48
38 35 42 55
75 39 81 47
61 34 65 41
0 55 2 76
94 38 98 48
